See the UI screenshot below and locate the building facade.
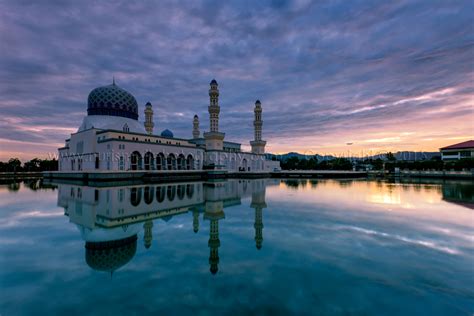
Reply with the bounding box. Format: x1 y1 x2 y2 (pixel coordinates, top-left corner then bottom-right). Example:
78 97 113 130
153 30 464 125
58 79 280 172
440 140 474 161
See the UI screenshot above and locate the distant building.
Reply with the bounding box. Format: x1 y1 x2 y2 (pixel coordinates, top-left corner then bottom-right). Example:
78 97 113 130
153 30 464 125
57 79 279 172
440 140 474 160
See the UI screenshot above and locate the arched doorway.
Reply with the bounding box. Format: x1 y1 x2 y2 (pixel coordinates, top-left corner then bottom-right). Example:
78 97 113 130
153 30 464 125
177 154 186 170
186 154 194 170
167 154 177 170
156 153 165 170
144 152 154 170
130 151 142 170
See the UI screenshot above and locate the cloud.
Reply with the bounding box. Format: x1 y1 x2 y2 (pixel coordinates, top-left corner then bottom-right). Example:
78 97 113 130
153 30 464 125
0 0 473 160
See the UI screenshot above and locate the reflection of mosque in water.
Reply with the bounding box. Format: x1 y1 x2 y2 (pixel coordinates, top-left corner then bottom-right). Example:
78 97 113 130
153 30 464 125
57 179 274 275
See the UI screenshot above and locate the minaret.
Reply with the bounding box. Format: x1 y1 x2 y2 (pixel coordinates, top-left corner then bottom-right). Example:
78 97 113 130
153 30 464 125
143 220 153 249
144 102 154 135
250 183 267 250
209 79 219 132
192 209 200 233
193 115 200 139
203 79 225 151
250 100 266 155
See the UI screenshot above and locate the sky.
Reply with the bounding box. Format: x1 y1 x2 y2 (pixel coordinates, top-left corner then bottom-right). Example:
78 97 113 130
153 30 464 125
0 0 473 161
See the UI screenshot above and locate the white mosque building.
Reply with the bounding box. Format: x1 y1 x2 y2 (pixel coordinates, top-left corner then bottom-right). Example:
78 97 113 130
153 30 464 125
57 79 280 173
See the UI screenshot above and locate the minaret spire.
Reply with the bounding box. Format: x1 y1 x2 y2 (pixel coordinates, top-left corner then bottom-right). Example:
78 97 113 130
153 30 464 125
144 102 154 135
193 115 200 139
203 79 225 151
250 100 266 155
209 79 219 132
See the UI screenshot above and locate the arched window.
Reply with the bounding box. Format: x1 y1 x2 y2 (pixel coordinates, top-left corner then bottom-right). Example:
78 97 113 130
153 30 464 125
144 152 154 170
130 151 142 170
123 123 129 132
119 156 124 170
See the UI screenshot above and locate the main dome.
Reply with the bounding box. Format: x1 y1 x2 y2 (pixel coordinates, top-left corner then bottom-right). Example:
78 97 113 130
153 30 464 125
87 83 139 120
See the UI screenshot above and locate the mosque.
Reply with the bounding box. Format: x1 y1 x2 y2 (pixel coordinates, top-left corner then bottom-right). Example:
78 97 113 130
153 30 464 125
57 79 280 173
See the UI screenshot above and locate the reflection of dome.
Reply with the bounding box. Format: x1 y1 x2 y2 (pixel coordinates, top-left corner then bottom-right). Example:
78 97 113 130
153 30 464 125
161 215 173 222
160 129 174 138
85 235 137 272
87 83 139 120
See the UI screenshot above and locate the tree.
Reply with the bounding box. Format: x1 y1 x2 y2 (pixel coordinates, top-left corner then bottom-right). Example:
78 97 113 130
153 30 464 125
385 152 396 161
24 158 41 171
7 158 21 172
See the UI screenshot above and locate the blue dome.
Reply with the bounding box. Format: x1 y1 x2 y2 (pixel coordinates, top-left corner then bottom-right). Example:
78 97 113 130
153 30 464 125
87 83 139 120
160 129 174 138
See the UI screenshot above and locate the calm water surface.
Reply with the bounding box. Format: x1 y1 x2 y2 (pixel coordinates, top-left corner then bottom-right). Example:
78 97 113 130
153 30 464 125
0 178 473 315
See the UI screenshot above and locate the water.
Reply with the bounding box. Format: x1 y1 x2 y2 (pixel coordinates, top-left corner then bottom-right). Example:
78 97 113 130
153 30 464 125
0 178 473 315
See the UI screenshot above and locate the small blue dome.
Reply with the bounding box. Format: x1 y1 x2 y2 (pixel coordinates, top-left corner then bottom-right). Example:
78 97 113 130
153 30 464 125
161 129 174 138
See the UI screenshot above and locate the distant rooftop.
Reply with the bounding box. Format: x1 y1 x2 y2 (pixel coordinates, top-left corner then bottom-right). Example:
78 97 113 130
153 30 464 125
440 140 474 150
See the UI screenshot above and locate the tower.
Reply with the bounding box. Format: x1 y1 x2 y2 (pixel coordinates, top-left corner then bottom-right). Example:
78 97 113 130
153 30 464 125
144 102 154 135
250 182 267 250
250 100 266 155
143 220 153 249
209 79 219 132
203 79 225 151
193 115 200 139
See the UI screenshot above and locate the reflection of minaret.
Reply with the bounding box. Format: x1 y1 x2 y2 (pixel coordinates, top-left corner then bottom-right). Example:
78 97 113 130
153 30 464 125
143 220 153 249
250 187 267 250
192 209 200 233
204 199 225 275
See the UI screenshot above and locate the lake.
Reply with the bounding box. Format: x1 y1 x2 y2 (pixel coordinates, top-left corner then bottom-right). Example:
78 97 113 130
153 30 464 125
0 178 473 315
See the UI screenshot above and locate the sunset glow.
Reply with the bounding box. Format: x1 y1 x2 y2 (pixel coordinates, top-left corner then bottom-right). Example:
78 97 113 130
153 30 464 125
0 1 473 160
